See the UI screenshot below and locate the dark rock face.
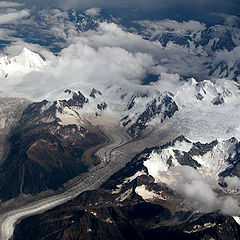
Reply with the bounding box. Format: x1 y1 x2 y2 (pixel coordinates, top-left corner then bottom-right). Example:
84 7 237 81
153 135 216 169
141 213 240 240
213 93 225 105
63 91 88 108
12 146 175 240
174 150 201 168
154 136 240 183
90 88 102 98
13 192 172 240
97 102 107 110
138 21 240 81
14 197 240 240
128 96 136 110
200 27 237 52
154 32 191 48
129 92 178 137
196 93 204 100
219 139 240 179
0 93 105 201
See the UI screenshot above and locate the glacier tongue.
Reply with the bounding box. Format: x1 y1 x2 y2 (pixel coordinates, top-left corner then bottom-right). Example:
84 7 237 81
162 78 240 142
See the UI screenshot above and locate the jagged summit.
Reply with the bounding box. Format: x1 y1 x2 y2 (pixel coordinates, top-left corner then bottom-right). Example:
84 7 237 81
0 47 46 78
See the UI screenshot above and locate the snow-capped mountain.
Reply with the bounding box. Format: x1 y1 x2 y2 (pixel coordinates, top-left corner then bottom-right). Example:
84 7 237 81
162 78 240 142
18 76 240 143
0 47 46 79
143 136 240 184
0 91 106 201
2 8 240 82
30 86 179 139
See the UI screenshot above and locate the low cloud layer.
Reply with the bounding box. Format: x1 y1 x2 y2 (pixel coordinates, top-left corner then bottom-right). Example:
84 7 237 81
215 47 240 66
0 9 238 99
2 21 189 100
6 0 239 26
160 166 240 216
16 42 155 100
225 176 240 190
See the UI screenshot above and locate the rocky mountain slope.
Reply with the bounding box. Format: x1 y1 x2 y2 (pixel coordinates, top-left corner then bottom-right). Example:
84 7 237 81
2 45 240 203
0 92 106 201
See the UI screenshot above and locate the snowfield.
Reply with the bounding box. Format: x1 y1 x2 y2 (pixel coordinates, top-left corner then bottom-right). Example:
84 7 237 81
162 78 240 142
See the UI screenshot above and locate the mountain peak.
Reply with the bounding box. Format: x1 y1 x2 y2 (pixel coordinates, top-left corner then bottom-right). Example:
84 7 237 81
16 47 45 68
0 47 46 79
21 47 33 54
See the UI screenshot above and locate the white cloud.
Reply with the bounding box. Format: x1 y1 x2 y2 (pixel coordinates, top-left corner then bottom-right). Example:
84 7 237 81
84 7 101 16
150 72 182 93
214 47 240 65
211 13 240 27
0 16 212 94
0 20 210 99
0 9 29 24
12 41 155 100
157 166 240 216
221 197 240 216
0 1 23 8
0 29 15 41
137 19 206 37
225 176 240 190
3 22 181 100
173 166 217 210
75 22 162 56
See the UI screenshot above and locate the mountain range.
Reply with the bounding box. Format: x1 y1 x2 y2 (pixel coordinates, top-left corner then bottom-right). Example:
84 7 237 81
0 7 240 240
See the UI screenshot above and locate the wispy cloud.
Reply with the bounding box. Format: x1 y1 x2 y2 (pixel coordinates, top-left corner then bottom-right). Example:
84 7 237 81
0 9 29 24
0 1 23 8
159 166 240 216
0 19 213 99
84 7 101 16
0 22 167 99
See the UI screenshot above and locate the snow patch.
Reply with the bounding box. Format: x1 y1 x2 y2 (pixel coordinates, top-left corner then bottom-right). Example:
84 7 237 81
123 170 146 183
144 137 237 183
135 185 163 200
144 152 170 180
165 78 240 142
173 140 193 152
233 216 240 225
193 140 232 179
